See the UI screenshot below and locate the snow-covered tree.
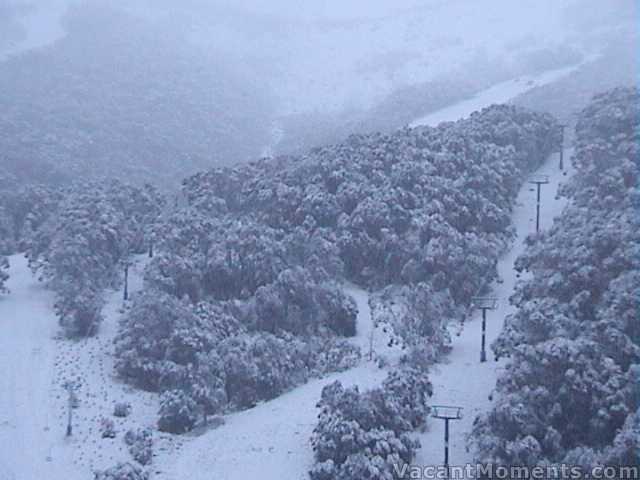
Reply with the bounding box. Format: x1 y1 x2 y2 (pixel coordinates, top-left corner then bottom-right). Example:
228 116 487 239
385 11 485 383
157 389 199 434
114 290 224 391
121 101 561 432
0 255 8 294
310 371 431 480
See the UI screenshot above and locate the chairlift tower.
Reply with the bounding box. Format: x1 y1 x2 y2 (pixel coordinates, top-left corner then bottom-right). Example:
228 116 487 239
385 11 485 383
64 383 77 437
558 124 567 171
432 405 463 476
471 297 498 362
528 174 550 233
123 260 133 301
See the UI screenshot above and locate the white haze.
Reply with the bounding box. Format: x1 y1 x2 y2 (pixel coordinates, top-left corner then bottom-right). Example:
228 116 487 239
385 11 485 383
1 0 636 116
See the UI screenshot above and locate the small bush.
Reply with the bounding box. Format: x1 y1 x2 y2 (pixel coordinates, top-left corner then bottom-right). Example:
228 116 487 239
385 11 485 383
100 417 116 439
313 339 361 374
94 462 148 480
124 428 153 466
113 402 131 418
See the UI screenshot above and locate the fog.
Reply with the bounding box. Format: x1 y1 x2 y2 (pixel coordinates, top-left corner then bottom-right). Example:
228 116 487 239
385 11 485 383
0 0 636 183
3 1 635 111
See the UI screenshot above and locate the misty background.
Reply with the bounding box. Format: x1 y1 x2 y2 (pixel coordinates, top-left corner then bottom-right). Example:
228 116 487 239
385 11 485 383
0 0 637 186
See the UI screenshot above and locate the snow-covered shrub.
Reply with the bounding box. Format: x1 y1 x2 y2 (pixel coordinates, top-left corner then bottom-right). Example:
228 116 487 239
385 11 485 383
93 462 148 480
157 389 199 434
124 428 153 466
0 181 61 255
251 268 358 336
602 406 640 466
310 380 423 480
315 284 358 337
54 285 104 337
0 256 8 294
116 285 362 426
113 402 131 418
381 366 433 430
100 418 116 438
312 339 361 375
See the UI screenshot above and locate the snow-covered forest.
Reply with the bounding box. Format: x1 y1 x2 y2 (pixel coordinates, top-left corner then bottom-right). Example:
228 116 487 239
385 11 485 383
0 1 637 479
114 104 556 438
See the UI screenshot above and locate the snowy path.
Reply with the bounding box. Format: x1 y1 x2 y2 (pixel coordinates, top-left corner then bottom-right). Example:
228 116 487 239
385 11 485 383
413 149 574 470
410 59 594 127
0 255 65 480
158 286 388 480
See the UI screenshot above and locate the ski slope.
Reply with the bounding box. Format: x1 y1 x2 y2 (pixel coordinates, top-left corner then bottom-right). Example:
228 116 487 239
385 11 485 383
413 149 574 469
0 256 182 480
411 58 595 127
0 255 62 480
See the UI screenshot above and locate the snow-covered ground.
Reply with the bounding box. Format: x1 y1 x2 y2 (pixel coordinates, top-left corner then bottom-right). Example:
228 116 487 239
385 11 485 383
0 256 181 480
0 255 62 480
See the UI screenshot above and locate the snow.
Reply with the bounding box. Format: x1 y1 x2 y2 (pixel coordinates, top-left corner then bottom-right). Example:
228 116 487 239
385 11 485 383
412 148 575 469
0 255 181 480
0 66 578 480
0 254 61 480
410 59 596 127
342 284 374 353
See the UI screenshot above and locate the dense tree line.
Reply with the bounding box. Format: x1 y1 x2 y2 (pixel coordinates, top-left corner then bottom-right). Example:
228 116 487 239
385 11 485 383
115 104 559 433
0 168 63 293
115 283 361 432
183 104 558 299
25 180 164 336
470 87 639 468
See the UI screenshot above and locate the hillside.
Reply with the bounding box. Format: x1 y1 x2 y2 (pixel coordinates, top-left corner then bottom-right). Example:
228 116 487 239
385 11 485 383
0 4 274 187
